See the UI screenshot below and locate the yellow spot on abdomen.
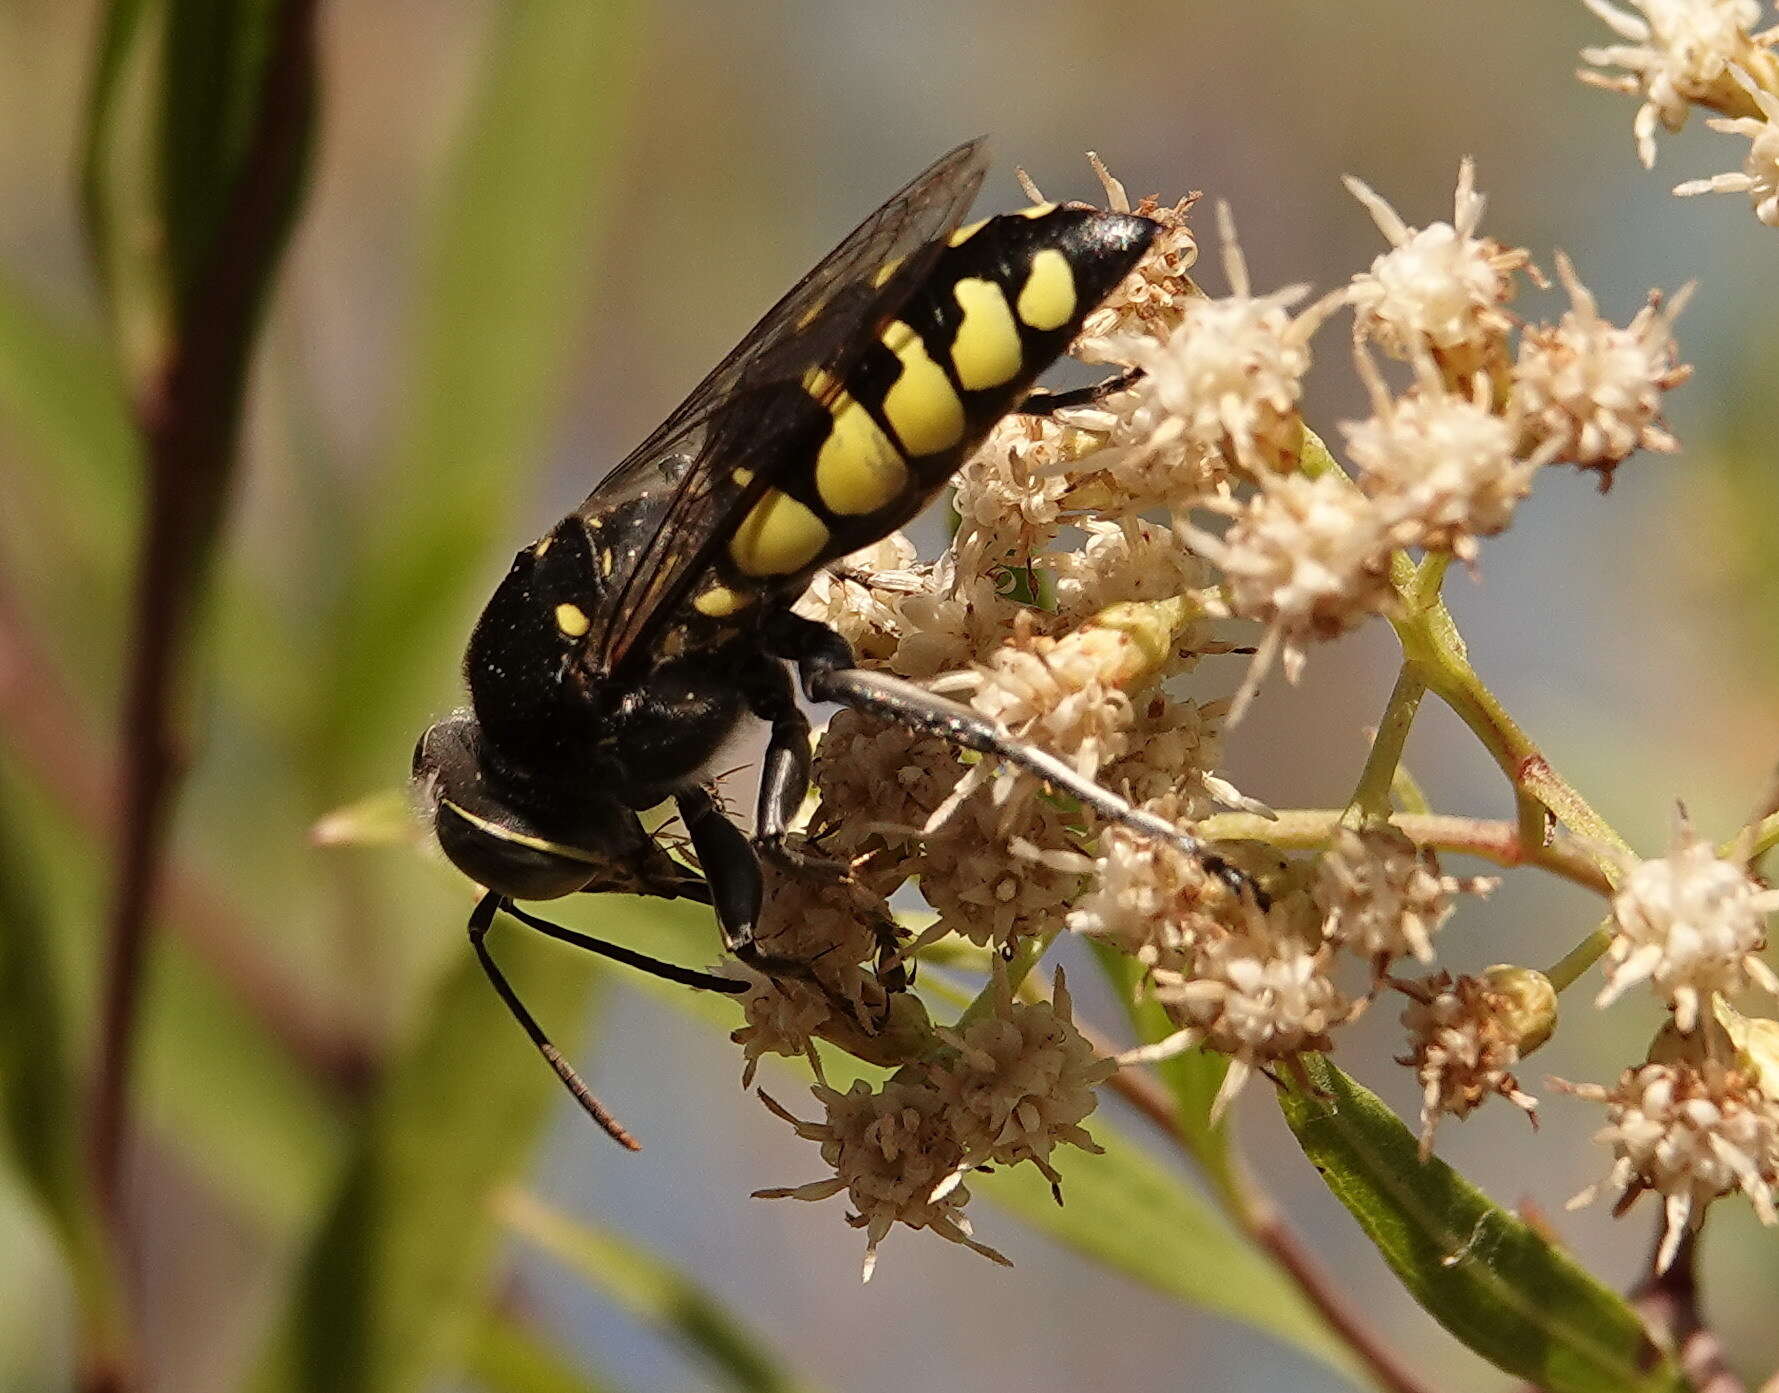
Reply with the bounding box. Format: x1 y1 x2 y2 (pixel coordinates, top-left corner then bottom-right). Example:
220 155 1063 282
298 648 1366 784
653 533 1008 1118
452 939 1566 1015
880 321 964 457
693 585 750 617
950 278 1024 391
732 466 755 487
532 536 552 557
729 489 831 577
1018 248 1077 331
554 603 590 638
1018 202 1057 219
815 394 908 515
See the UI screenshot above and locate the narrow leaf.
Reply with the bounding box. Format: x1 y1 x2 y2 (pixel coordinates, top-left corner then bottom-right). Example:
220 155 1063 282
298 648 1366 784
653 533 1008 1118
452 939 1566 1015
1088 939 1235 1193
498 1189 816 1393
0 775 126 1363
1278 1055 1685 1393
466 1310 621 1393
249 923 603 1393
979 1121 1361 1383
322 0 644 786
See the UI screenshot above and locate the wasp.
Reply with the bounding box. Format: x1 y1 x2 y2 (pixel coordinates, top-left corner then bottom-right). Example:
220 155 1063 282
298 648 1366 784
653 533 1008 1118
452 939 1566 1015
414 140 1227 1147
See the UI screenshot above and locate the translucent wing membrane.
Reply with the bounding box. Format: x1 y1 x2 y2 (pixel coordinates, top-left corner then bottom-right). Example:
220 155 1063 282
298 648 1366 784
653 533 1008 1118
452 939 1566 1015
581 138 990 678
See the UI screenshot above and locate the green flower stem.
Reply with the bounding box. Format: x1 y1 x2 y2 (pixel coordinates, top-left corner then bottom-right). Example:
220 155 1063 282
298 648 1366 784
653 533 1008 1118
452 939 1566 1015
1543 924 1614 995
1299 426 1633 995
1738 810 1779 865
1302 426 1630 875
960 925 1063 1028
1198 809 1612 895
1385 550 1631 871
1391 764 1433 817
1343 663 1428 827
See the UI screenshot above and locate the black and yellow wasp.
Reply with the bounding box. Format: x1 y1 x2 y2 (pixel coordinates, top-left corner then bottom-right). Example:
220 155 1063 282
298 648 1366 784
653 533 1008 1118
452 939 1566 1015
414 139 1220 1146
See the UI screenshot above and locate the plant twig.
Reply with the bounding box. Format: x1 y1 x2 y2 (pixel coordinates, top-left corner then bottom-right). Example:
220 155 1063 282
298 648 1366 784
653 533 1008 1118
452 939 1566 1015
90 0 321 1229
0 569 370 1092
1196 808 1614 895
1626 1227 1742 1393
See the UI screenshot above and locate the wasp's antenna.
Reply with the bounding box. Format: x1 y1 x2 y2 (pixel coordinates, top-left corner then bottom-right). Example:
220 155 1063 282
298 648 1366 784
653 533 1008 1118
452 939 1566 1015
468 892 642 1150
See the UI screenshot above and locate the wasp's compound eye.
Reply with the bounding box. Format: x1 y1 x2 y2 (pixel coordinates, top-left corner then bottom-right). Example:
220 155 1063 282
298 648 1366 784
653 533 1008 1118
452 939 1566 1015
413 712 625 901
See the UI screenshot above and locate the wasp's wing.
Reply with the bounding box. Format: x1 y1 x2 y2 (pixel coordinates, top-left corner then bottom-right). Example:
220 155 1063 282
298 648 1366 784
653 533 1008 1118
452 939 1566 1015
581 139 989 677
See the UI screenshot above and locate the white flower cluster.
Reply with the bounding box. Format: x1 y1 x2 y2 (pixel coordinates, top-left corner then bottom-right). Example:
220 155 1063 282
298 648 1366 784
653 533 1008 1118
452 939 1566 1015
757 969 1110 1278
1559 1024 1779 1272
753 155 1695 1267
1577 0 1779 225
1596 810 1779 1031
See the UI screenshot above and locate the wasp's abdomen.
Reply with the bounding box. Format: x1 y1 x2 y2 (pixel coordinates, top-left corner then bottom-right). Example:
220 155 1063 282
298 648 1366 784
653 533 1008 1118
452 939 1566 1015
701 206 1156 615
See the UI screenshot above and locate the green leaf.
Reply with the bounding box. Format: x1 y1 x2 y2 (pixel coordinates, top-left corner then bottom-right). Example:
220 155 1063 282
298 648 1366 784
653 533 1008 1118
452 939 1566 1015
137 935 346 1233
1088 940 1236 1195
321 0 644 787
466 1310 621 1393
0 772 126 1365
248 920 603 1393
1278 1055 1686 1393
978 1121 1362 1383
498 1189 816 1393
84 0 318 396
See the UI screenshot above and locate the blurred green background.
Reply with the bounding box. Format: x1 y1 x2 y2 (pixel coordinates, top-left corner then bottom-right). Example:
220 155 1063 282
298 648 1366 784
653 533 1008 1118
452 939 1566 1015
1 2 1776 1391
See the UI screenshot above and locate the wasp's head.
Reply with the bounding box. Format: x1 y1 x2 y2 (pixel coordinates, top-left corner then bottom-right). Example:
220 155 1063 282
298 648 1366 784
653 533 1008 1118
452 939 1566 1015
413 711 697 902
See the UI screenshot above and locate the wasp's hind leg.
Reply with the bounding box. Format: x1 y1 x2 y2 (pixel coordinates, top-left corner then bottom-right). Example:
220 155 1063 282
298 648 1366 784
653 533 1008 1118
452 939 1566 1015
741 656 849 883
763 611 1264 907
1017 367 1142 418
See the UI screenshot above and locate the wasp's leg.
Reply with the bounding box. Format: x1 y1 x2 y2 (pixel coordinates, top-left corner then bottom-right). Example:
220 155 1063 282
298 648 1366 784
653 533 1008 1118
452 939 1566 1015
675 785 763 954
1017 367 1142 417
501 899 748 994
741 656 847 880
469 891 640 1149
763 612 1264 905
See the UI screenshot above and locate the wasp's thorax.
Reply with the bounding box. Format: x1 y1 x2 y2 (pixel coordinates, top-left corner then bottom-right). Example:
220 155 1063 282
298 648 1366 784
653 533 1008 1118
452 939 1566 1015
413 712 697 902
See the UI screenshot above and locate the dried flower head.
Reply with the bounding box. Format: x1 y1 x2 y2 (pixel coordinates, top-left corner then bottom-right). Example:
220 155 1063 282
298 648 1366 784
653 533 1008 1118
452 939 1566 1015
1050 518 1209 625
1512 253 1692 484
726 868 897 1079
888 537 1022 680
1345 160 1531 384
731 974 835 1087
1123 894 1355 1120
810 707 962 890
1577 0 1779 167
1344 352 1547 561
1099 690 1230 812
1180 472 1397 721
1316 824 1499 971
1073 155 1200 347
1596 808 1779 1030
1396 966 1551 1158
756 1079 1010 1281
919 793 1085 950
1066 813 1231 968
1673 63 1779 224
928 967 1114 1196
953 411 1075 557
1557 1050 1779 1272
792 534 922 663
